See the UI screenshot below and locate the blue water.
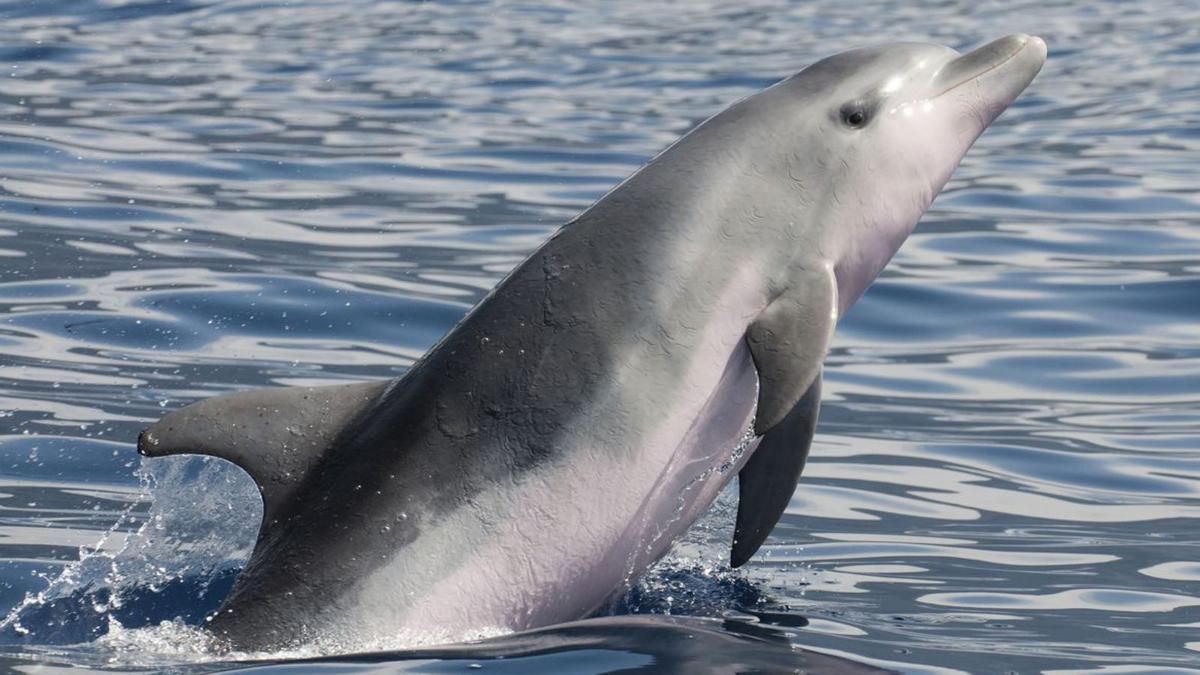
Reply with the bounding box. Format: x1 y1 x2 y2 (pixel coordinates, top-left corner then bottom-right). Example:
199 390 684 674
0 0 1198 672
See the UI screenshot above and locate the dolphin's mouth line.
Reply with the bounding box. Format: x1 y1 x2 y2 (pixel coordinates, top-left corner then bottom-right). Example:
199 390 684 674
931 35 1032 99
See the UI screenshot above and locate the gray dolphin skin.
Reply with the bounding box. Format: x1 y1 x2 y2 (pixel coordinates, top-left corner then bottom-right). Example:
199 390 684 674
138 34 1046 650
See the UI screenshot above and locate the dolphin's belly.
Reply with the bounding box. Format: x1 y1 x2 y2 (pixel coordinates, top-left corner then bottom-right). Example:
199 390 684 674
343 335 761 645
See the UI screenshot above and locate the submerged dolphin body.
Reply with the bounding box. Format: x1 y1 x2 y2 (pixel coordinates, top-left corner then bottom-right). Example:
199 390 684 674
282 616 889 674
139 35 1046 649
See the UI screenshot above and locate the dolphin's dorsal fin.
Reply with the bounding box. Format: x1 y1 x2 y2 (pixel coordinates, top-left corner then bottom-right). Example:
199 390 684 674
731 371 821 567
137 380 389 528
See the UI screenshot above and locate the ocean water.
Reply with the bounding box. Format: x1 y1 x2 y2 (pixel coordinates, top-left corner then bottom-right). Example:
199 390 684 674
0 0 1197 672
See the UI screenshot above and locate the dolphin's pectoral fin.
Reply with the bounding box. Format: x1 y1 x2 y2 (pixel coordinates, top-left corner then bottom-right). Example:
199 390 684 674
731 372 821 568
734 264 834 567
137 380 389 527
745 265 836 435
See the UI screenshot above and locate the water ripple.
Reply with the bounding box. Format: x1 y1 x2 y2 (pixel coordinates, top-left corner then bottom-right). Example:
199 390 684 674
0 0 1198 671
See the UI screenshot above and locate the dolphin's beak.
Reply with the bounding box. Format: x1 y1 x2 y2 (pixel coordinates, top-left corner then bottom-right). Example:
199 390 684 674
932 33 1047 125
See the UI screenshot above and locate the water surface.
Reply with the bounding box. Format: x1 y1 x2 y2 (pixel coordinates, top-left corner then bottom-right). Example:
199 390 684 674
0 0 1198 672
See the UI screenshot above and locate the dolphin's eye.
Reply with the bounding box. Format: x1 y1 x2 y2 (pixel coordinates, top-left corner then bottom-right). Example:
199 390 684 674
840 104 869 129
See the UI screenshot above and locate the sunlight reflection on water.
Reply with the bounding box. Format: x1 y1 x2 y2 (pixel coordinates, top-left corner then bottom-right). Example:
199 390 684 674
0 0 1198 671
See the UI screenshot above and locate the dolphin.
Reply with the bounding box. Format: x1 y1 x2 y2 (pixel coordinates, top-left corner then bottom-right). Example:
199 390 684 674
138 34 1046 650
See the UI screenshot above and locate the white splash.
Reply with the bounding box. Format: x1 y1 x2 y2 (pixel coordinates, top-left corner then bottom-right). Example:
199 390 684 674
0 456 260 649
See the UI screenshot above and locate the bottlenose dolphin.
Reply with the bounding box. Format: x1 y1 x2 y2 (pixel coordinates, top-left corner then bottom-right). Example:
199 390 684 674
139 34 1046 650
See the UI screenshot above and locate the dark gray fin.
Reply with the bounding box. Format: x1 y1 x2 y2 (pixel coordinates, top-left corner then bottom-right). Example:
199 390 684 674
137 380 389 527
745 265 836 435
731 371 821 568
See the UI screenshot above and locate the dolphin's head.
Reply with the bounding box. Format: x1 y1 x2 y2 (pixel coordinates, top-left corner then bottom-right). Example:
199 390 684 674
764 34 1047 313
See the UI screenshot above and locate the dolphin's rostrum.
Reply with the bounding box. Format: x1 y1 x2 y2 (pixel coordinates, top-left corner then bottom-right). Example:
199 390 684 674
139 35 1046 650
